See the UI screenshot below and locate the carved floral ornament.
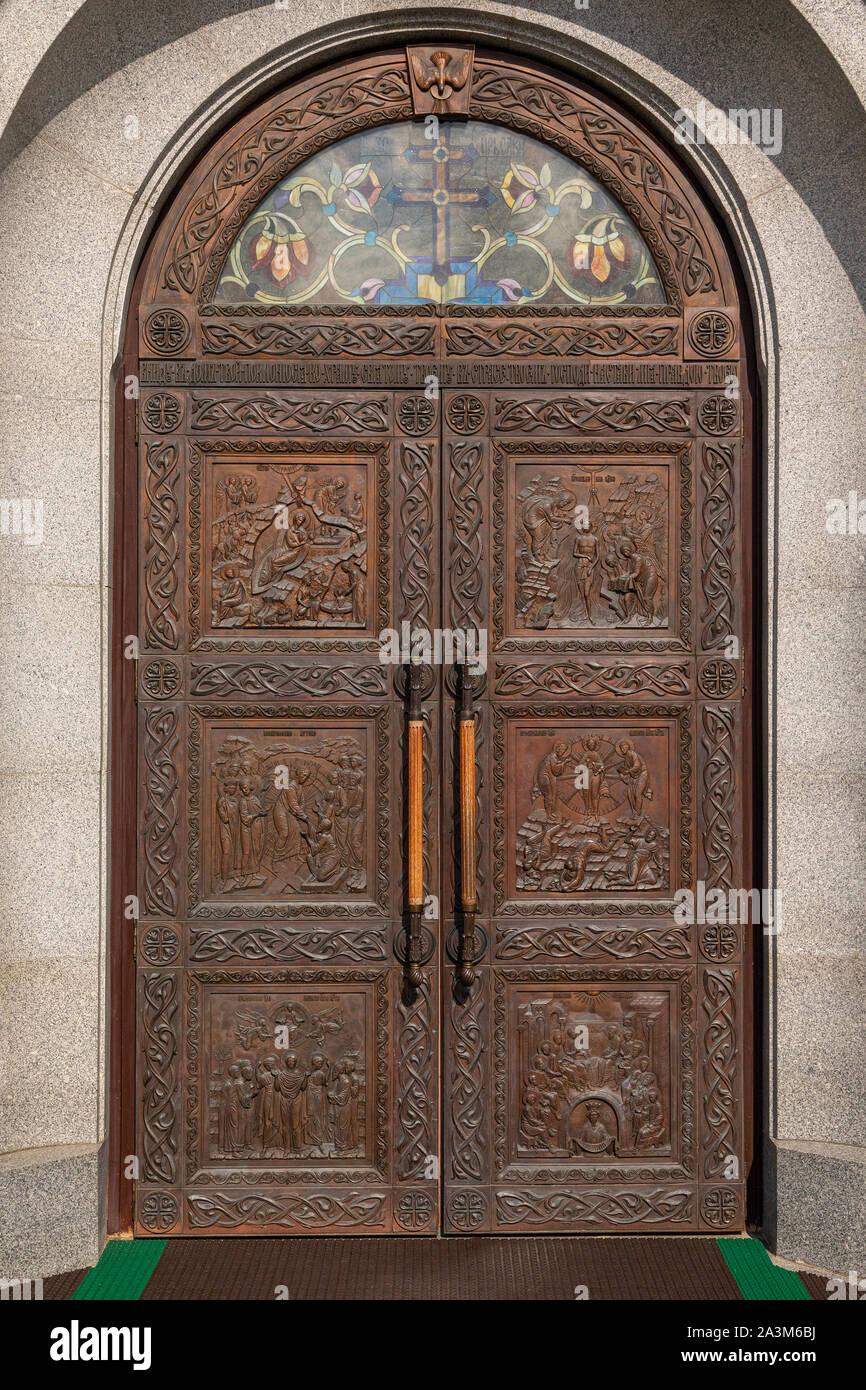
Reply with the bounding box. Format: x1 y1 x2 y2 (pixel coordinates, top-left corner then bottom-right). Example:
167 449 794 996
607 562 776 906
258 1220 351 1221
148 51 730 310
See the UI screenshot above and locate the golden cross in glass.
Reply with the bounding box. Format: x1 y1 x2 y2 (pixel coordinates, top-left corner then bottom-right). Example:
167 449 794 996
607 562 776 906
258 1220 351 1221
390 132 488 285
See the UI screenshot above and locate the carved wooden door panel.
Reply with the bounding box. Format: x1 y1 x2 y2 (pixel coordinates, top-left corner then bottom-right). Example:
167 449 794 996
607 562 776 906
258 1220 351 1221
441 371 751 1234
134 390 441 1236
129 45 753 1238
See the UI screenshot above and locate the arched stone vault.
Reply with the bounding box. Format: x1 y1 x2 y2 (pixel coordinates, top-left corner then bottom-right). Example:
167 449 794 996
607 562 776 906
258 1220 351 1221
0 1 863 1278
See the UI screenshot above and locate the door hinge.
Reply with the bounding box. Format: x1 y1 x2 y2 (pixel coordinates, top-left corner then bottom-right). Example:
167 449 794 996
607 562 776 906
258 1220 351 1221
132 923 138 960
134 397 139 445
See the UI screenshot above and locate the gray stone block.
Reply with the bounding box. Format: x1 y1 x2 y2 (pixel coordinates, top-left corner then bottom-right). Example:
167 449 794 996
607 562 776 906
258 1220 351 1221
0 1142 104 1283
770 1138 866 1276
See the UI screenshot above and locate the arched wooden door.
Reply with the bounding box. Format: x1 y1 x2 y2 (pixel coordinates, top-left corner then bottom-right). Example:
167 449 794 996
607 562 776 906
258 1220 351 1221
129 47 753 1236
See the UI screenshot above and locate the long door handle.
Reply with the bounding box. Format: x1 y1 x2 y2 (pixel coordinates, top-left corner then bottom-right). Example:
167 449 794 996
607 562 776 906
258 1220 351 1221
405 661 425 988
457 662 477 988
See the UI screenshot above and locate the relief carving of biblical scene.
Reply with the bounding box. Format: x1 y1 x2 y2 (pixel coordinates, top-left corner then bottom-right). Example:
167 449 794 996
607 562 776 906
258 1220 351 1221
206 724 370 900
206 990 368 1161
207 461 371 633
514 989 671 1158
512 462 671 632
513 723 671 894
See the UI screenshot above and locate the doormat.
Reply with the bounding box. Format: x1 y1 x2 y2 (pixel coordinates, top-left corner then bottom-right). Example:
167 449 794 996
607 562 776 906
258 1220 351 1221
68 1238 166 1302
717 1237 813 1301
46 1235 821 1302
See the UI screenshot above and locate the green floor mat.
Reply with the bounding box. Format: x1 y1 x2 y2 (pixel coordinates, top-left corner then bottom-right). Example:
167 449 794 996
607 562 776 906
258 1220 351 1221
71 1238 166 1301
718 1237 812 1300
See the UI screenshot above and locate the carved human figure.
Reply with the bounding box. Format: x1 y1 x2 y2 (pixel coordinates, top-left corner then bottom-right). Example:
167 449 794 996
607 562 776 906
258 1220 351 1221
521 489 575 562
577 736 607 819
215 779 241 889
220 1063 242 1155
303 793 343 886
238 1059 257 1152
255 1055 281 1156
617 825 662 888
532 741 571 821
575 1101 615 1155
237 778 267 887
305 1053 331 1150
328 1059 360 1154
272 763 317 860
552 521 600 624
277 1053 308 1154
635 1088 665 1149
215 566 250 626
327 751 366 890
252 509 311 620
559 827 610 892
614 740 653 818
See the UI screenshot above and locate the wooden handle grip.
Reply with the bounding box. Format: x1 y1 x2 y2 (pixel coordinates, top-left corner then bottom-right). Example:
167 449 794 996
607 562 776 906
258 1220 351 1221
407 718 424 910
459 715 476 911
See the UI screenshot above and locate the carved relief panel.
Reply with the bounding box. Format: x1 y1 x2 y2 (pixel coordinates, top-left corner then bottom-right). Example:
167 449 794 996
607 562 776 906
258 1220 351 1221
193 711 379 913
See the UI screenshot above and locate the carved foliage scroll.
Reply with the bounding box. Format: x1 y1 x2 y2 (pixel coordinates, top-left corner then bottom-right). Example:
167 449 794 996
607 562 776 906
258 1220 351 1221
447 441 485 633
141 971 179 1184
398 441 435 634
449 978 486 1182
702 967 738 1180
700 442 735 651
142 704 180 917
396 976 434 1181
143 440 180 651
701 704 737 894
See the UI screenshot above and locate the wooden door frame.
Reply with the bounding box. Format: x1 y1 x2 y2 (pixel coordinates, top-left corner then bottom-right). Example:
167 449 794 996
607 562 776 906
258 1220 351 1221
107 42 763 1235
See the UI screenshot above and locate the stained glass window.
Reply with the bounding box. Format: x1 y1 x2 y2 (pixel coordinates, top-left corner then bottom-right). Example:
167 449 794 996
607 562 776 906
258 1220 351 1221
216 120 664 307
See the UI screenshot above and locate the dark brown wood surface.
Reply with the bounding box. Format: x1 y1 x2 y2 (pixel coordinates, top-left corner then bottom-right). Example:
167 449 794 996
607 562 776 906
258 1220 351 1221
120 45 753 1236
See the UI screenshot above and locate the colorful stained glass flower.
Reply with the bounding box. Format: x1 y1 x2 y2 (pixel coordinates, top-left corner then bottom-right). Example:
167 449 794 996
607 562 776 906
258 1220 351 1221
570 215 629 284
500 162 543 212
248 216 312 285
342 163 382 214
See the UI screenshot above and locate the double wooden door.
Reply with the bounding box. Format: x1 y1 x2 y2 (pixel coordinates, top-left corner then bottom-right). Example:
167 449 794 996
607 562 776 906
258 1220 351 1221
134 378 751 1237
128 46 753 1237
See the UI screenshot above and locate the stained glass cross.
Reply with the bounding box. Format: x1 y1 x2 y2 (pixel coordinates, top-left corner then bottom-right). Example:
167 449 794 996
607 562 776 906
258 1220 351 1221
387 132 491 286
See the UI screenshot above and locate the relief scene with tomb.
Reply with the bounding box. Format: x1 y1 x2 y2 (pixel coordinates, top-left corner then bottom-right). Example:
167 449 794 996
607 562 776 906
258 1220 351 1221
206 726 369 900
208 462 371 632
514 725 671 895
512 462 670 632
515 989 671 1159
206 991 368 1162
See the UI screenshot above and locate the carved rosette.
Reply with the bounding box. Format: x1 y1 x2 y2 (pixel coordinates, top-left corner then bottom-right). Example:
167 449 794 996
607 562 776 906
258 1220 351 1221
137 1190 180 1233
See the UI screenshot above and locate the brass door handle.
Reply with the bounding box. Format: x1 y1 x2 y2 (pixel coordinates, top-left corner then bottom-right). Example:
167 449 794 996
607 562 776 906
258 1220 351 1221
457 662 477 988
405 661 425 988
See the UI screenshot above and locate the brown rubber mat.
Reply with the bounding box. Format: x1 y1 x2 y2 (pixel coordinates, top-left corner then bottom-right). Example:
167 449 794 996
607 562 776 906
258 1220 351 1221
798 1271 831 1300
43 1267 89 1299
140 1236 742 1301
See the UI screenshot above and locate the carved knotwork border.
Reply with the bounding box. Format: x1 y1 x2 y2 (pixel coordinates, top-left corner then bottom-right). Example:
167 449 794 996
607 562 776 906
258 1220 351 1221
186 702 390 919
491 439 692 654
187 437 390 652
493 965 694 1184
140 969 180 1185
491 701 693 917
185 967 389 1186
151 53 726 311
